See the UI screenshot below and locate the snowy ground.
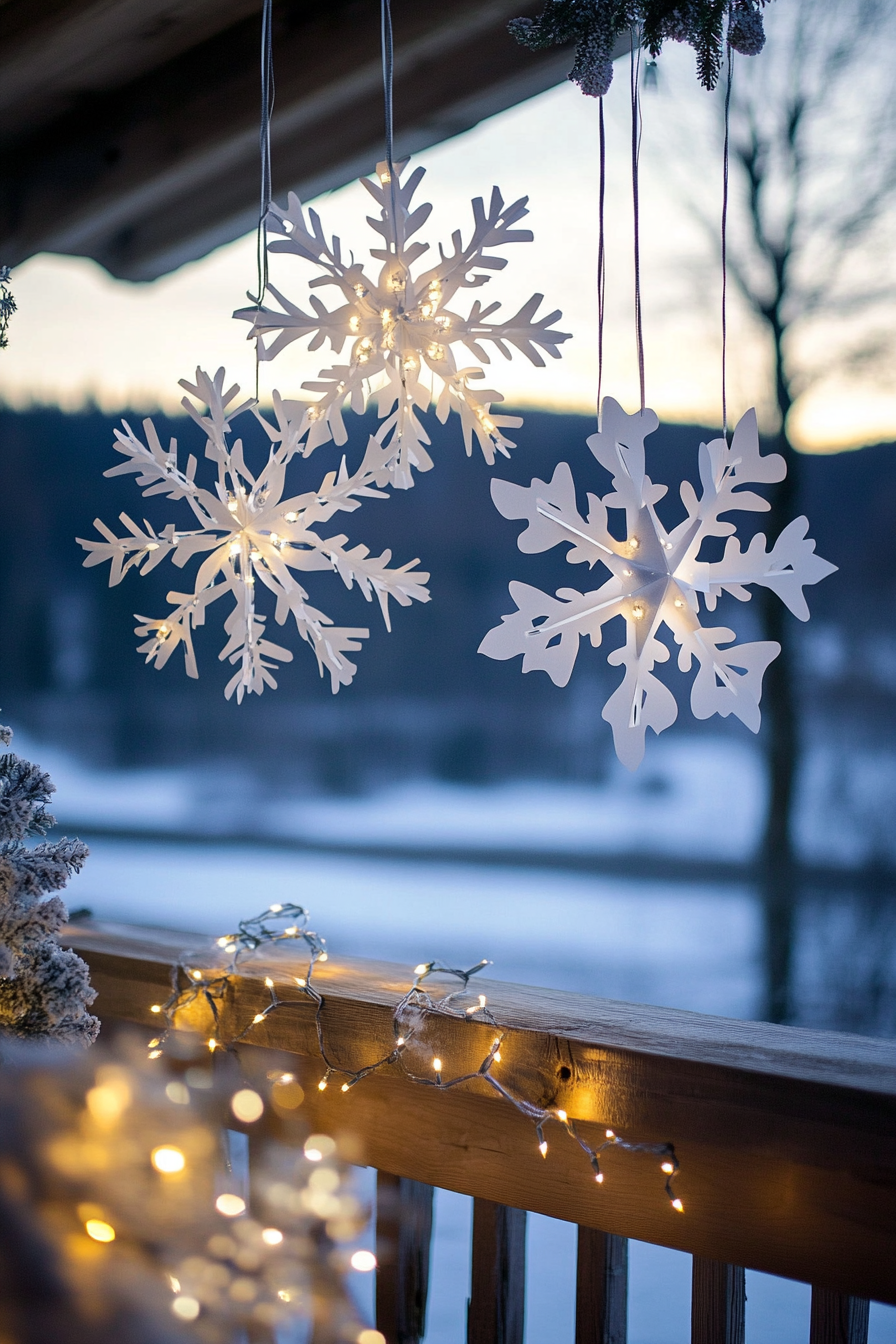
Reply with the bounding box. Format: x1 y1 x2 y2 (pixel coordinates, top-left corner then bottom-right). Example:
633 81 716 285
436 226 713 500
20 726 896 870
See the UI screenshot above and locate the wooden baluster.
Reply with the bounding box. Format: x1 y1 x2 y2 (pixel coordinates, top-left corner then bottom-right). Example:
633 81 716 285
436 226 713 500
467 1198 526 1344
691 1258 745 1344
575 1227 628 1344
809 1288 870 1344
375 1171 434 1344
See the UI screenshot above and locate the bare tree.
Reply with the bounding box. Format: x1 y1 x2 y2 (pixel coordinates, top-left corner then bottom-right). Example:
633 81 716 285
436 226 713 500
657 0 896 1020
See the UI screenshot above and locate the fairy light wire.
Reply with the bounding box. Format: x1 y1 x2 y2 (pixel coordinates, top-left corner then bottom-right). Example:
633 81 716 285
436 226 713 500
630 27 646 413
380 0 400 250
721 41 733 441
247 0 275 403
150 905 682 1212
597 95 607 418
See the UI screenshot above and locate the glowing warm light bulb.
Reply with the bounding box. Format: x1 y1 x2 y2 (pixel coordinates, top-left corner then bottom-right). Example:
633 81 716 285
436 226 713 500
661 1162 675 1174
231 1089 264 1123
208 1038 218 1052
264 975 274 989
253 1013 265 1024
317 1078 327 1092
191 970 203 981
629 537 640 550
229 541 241 557
632 604 644 621
494 1051 502 1062
595 1172 605 1184
215 1193 246 1217
216 937 229 948
396 1036 405 1046
414 964 429 976
538 1141 548 1158
172 1297 201 1321
227 498 239 513
432 1058 442 1073
295 977 306 987
150 1004 162 1013
556 1109 567 1123
319 952 328 962
379 170 391 184
341 1083 350 1093
262 1228 283 1246
672 1199 684 1212
350 1250 377 1272
269 903 283 913
606 1130 615 1139
349 315 360 333
148 1049 163 1060
85 1218 115 1242
151 1146 186 1174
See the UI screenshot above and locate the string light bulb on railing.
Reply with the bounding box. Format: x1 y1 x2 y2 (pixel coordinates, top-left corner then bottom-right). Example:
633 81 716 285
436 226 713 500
147 904 683 1213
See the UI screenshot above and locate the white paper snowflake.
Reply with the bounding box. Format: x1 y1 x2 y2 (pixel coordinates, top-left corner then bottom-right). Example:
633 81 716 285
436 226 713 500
479 398 837 769
233 159 570 489
78 368 430 701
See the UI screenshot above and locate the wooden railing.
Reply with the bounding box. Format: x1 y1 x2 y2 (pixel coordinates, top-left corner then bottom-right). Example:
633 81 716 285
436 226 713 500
62 920 896 1343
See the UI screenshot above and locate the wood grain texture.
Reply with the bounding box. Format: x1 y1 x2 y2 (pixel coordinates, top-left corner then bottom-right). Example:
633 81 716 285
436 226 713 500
61 921 896 1304
376 1172 433 1344
468 1200 526 1344
809 1290 870 1344
690 1259 745 1344
575 1228 627 1344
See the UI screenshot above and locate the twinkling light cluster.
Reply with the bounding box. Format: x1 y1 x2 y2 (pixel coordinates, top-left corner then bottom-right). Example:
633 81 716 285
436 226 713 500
150 903 683 1212
234 160 570 489
79 367 429 699
0 1038 374 1343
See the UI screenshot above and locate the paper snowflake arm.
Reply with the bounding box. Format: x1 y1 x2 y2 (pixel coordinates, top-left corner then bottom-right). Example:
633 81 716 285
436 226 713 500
481 400 837 768
79 368 429 700
233 159 570 488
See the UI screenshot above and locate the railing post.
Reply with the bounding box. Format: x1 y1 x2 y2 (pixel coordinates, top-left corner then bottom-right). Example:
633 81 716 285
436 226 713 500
691 1258 745 1344
575 1227 628 1344
375 1171 434 1344
809 1288 870 1344
467 1198 526 1344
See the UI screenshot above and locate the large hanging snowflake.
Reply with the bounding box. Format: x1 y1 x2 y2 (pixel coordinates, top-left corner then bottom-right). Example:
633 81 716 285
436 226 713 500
78 368 430 701
479 399 836 769
233 160 570 489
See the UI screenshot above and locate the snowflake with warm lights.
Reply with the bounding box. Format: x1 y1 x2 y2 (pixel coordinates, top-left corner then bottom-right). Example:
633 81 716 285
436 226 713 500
480 399 836 769
234 159 570 489
79 367 429 700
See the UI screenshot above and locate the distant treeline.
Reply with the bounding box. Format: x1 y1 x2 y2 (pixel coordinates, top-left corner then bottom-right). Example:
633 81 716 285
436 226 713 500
0 405 893 781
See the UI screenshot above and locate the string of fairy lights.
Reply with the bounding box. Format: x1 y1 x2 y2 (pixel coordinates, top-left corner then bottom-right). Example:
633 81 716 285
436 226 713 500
147 904 683 1212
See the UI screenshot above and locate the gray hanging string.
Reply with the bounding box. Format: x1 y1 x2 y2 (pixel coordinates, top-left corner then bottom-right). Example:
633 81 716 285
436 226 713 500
381 0 400 247
721 44 733 440
630 31 646 413
248 0 275 402
597 96 607 418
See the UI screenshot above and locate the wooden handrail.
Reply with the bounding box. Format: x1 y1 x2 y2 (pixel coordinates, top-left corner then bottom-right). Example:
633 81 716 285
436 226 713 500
61 920 896 1305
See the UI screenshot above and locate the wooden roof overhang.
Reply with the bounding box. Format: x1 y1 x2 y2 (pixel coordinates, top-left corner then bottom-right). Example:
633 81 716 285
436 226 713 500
0 0 575 281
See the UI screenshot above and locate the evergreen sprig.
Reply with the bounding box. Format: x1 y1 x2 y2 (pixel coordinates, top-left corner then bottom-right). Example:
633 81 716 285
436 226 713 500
509 0 769 96
0 725 98 1044
0 266 15 350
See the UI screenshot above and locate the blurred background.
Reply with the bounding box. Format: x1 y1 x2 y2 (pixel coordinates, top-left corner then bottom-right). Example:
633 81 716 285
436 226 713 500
2 3 896 1334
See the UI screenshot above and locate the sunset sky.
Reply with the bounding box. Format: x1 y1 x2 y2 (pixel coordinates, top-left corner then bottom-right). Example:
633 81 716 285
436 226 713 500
2 28 894 453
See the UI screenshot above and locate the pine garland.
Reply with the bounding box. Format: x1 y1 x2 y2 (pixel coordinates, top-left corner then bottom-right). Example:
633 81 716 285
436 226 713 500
0 267 15 350
0 725 98 1044
509 0 769 96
